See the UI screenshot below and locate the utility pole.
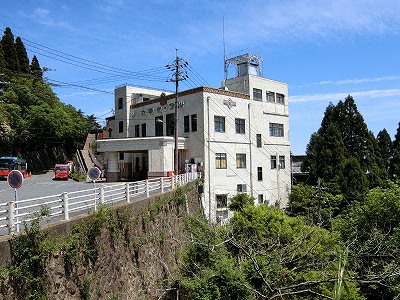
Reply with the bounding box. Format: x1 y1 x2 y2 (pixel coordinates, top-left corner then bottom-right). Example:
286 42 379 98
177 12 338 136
167 50 188 175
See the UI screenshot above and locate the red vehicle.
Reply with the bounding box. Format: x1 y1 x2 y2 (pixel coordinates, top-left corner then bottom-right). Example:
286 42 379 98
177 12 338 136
54 164 71 180
0 156 28 179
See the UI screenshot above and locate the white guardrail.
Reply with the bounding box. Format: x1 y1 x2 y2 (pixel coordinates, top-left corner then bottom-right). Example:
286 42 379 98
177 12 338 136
0 172 200 236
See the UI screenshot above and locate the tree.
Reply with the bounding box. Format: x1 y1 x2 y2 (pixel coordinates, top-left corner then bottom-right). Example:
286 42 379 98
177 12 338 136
1 27 19 71
377 128 392 174
332 181 400 298
389 122 400 179
0 42 5 69
15 37 29 73
30 55 42 78
303 96 386 201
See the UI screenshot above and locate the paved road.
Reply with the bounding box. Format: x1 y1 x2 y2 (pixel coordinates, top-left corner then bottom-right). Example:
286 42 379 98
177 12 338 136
0 171 98 204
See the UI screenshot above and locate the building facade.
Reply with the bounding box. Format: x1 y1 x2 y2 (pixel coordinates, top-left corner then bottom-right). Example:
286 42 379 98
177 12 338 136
97 53 291 223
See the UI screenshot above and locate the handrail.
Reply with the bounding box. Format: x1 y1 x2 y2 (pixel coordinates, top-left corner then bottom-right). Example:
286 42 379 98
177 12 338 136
0 173 201 236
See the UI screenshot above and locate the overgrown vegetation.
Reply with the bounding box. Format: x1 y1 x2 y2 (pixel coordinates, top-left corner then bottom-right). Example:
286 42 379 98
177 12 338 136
1 186 191 299
0 27 101 172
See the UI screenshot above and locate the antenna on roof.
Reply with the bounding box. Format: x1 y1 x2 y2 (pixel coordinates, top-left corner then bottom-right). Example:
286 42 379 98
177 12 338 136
223 16 227 80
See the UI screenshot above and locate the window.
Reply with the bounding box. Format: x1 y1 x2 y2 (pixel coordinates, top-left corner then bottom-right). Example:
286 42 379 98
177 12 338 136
214 116 225 132
258 194 264 204
271 155 277 169
119 121 123 133
166 113 175 136
216 194 228 208
276 93 285 104
155 116 163 136
184 115 189 133
134 124 140 137
119 153 124 160
235 118 245 134
236 153 246 168
191 114 197 132
257 167 263 181
253 88 262 101
216 153 227 169
237 184 247 192
266 91 275 103
141 123 146 137
279 156 285 169
269 123 284 137
256 134 262 148
118 97 123 109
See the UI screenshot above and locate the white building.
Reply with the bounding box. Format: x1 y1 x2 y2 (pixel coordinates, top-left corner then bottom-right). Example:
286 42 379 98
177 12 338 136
97 53 291 223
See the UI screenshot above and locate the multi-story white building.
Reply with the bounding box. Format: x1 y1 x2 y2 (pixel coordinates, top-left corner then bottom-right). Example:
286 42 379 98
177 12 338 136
97 53 291 223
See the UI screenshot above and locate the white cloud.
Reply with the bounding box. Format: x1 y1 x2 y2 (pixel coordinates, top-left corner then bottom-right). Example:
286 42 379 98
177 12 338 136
18 7 75 31
290 89 400 103
318 76 400 85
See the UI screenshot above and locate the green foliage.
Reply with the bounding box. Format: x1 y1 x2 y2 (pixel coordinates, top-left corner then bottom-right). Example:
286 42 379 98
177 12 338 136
303 96 386 204
376 129 392 173
389 122 400 179
228 193 254 212
287 183 344 227
178 206 363 299
333 181 400 298
1 27 19 71
8 206 52 300
0 27 93 171
15 37 29 73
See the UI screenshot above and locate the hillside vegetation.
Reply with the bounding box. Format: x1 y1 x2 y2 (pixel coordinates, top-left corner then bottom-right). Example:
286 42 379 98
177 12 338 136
0 27 99 172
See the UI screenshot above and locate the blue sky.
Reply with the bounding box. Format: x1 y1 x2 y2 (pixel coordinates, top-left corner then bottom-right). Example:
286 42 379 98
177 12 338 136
1 0 400 154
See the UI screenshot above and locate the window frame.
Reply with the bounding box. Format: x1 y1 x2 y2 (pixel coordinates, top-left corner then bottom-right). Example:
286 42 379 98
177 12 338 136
257 166 263 181
216 153 227 169
279 155 286 169
256 134 262 148
118 97 123 109
214 116 226 133
253 88 262 101
216 194 228 208
236 153 246 169
266 91 275 103
237 184 247 193
166 113 175 136
271 155 277 169
191 114 198 132
235 118 245 134
155 116 163 136
134 124 140 137
269 123 284 137
141 123 146 137
118 121 123 133
276 93 285 105
184 115 190 133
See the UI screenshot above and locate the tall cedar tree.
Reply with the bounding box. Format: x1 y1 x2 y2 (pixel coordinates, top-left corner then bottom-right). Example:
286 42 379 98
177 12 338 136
377 128 392 175
1 27 19 71
303 95 386 199
30 55 42 78
389 122 400 179
0 42 5 69
15 37 30 73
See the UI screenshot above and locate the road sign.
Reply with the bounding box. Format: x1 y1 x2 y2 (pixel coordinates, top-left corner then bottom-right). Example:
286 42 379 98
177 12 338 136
88 166 101 181
7 170 24 189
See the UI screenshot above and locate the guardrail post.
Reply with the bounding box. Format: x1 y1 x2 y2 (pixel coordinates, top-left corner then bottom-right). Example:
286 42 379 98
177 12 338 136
146 180 150 197
126 182 130 203
62 192 69 221
8 201 15 234
100 186 104 205
161 177 164 193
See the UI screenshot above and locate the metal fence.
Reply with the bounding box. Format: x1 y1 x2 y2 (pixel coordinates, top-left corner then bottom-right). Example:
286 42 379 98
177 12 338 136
0 172 200 236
